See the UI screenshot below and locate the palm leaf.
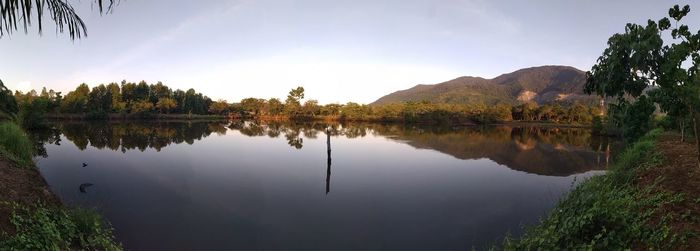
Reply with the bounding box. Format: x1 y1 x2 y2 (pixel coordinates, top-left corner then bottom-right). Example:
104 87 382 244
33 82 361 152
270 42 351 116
0 0 115 39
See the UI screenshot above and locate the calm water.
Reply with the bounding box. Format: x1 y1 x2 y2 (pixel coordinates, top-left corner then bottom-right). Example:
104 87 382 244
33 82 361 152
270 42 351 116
30 121 619 250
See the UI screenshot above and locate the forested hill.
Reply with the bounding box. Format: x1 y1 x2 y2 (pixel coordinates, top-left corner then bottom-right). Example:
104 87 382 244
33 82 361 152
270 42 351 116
372 65 598 105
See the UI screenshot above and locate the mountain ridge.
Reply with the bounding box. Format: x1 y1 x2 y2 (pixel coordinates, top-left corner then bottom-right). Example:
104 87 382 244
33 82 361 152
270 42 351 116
372 65 596 105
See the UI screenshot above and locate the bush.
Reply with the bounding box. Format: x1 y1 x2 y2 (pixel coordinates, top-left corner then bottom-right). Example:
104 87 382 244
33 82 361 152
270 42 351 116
18 98 50 129
0 122 33 166
0 203 122 251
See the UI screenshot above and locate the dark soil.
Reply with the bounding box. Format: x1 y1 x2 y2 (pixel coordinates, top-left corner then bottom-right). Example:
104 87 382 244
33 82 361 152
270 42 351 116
636 133 700 249
0 158 58 237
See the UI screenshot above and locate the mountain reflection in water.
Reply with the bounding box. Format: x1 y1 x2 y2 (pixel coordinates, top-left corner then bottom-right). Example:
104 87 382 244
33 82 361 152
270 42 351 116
29 120 622 250
31 121 618 177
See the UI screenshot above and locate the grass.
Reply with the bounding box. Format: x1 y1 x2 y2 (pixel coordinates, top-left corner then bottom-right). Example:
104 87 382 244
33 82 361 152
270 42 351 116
501 128 685 250
0 202 122 251
0 121 122 250
0 122 34 167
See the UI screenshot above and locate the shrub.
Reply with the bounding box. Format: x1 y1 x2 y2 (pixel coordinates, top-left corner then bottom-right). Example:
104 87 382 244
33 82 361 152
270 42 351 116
503 129 680 250
0 122 33 166
0 203 121 250
18 98 50 129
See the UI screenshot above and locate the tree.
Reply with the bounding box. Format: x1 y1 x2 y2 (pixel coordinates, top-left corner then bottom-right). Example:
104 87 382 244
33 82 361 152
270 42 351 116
321 103 342 117
536 105 553 121
288 86 304 102
87 84 111 113
173 89 186 113
585 4 700 152
181 88 210 114
240 98 265 116
156 97 177 114
285 86 304 116
487 103 513 122
568 102 592 124
302 99 320 117
120 81 137 104
18 95 51 128
0 80 18 119
135 80 150 101
583 9 666 140
150 81 172 104
61 83 89 113
106 82 122 112
209 100 230 115
266 98 284 115
130 100 154 114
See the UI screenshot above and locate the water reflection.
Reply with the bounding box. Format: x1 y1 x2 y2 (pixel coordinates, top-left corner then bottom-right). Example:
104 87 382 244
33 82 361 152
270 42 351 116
79 183 93 193
326 128 332 195
32 121 618 177
29 121 622 250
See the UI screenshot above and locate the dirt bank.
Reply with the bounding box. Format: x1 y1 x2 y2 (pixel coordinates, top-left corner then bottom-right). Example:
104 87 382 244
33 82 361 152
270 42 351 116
0 158 58 237
637 133 700 249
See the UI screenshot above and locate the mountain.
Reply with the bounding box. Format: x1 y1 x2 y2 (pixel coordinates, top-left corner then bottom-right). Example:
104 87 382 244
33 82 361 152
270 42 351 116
372 65 598 105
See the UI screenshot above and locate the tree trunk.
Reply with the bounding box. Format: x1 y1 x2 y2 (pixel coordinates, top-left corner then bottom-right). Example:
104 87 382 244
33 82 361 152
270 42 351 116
681 120 685 143
692 111 700 168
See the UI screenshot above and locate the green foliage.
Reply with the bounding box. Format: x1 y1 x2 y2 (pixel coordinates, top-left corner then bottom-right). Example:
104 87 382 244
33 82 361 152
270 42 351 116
208 99 230 115
156 97 177 114
586 4 700 153
17 97 50 129
129 100 155 115
0 0 115 40
591 116 605 134
14 82 600 126
611 96 656 141
502 129 682 250
32 81 214 117
61 83 90 113
0 203 121 251
285 86 305 116
240 98 265 116
0 80 19 119
266 98 284 115
0 122 33 167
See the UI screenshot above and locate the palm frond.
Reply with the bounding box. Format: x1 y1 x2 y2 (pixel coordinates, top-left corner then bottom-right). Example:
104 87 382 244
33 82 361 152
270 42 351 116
0 0 115 40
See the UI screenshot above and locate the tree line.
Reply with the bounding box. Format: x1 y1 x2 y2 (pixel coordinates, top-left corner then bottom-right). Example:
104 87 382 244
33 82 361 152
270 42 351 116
9 81 603 128
230 86 601 124
12 81 220 127
14 81 214 116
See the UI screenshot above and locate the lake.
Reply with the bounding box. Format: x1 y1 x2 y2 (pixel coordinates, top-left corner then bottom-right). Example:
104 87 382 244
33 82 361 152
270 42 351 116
29 121 619 250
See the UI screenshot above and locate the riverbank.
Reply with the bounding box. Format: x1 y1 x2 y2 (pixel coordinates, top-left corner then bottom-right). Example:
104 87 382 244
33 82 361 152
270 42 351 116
47 113 230 121
503 129 699 250
0 122 121 250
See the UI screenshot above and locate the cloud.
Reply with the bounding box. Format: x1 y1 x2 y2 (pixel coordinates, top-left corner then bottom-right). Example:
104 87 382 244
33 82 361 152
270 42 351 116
424 0 521 40
8 81 33 93
68 0 247 83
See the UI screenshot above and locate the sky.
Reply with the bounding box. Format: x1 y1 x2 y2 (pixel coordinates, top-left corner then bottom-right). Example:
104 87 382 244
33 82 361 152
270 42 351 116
1 0 698 104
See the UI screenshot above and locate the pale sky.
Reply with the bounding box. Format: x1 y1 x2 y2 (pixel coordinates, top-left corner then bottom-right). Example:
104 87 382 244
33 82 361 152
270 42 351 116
1 0 698 104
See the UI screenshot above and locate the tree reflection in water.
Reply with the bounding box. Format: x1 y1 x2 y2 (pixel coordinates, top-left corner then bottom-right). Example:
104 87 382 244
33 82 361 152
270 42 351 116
28 121 621 177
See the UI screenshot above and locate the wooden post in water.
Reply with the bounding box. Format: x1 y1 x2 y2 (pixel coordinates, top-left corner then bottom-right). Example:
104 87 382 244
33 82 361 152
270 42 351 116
326 128 332 195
